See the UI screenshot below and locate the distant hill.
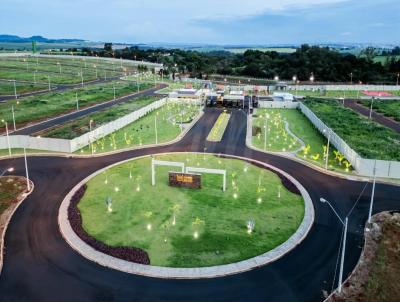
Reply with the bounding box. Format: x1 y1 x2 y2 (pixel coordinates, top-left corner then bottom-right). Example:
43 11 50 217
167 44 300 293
0 34 85 43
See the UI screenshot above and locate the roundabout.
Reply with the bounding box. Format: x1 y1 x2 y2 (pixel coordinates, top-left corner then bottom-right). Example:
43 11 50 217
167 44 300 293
59 152 313 278
0 108 399 301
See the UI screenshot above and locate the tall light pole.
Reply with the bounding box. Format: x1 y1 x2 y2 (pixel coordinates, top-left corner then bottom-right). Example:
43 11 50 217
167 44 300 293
80 69 84 86
89 119 94 155
369 97 375 119
292 76 298 97
48 75 51 91
13 80 17 99
11 105 16 131
154 113 158 144
350 72 353 85
368 160 377 223
24 148 31 191
320 197 348 294
76 92 79 111
1 119 11 156
397 73 399 86
113 85 116 100
0 167 14 177
323 128 331 170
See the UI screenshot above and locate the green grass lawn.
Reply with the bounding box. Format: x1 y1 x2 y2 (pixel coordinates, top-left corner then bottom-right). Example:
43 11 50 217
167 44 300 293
304 98 400 161
0 148 61 157
76 101 200 154
0 81 49 95
78 153 304 267
40 96 158 139
207 111 230 142
252 110 301 152
0 81 153 130
358 99 400 122
253 109 353 172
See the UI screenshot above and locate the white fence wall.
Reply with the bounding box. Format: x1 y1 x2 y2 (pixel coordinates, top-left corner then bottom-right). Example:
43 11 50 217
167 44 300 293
299 103 400 178
70 98 167 152
258 101 299 109
0 98 168 153
287 85 400 91
0 135 72 153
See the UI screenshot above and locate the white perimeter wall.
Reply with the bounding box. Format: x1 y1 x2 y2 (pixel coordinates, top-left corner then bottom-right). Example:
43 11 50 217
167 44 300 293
258 101 299 109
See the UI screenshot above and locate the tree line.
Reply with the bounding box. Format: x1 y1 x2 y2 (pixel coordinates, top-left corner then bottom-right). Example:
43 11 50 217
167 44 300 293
79 44 400 84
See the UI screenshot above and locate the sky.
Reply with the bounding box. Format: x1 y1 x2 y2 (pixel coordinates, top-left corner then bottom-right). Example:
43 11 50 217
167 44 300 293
1 0 399 45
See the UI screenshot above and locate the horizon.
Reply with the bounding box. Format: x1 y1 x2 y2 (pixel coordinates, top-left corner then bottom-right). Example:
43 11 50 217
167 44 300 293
1 0 399 45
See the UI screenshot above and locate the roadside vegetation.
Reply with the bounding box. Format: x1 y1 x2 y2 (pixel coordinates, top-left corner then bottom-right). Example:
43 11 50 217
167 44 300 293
0 81 153 130
303 98 400 160
0 81 48 96
358 99 400 122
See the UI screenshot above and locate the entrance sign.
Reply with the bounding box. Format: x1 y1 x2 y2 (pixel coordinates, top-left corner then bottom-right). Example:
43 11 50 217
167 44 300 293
169 172 201 189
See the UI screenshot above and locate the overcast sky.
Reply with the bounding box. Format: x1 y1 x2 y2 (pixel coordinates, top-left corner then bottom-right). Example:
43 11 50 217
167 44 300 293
1 0 399 44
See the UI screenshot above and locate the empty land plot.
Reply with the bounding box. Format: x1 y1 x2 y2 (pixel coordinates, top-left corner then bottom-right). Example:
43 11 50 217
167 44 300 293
303 98 400 160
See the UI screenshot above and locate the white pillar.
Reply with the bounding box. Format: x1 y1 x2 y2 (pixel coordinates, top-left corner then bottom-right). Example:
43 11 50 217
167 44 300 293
368 161 377 223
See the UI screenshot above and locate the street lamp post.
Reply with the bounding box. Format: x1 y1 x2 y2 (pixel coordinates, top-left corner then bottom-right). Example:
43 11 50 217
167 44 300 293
396 73 399 86
320 197 348 294
89 119 94 155
323 128 331 170
24 148 31 191
12 80 18 99
113 85 116 100
48 75 51 91
76 92 79 111
0 167 14 177
80 69 84 86
350 72 353 85
154 113 158 144
369 97 375 119
1 119 11 156
11 105 16 131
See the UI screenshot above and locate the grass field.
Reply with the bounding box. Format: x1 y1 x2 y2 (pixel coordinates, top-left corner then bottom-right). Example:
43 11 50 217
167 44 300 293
304 98 400 161
207 111 230 142
78 153 304 267
0 81 153 130
358 99 400 122
253 109 352 172
0 81 49 96
76 101 200 154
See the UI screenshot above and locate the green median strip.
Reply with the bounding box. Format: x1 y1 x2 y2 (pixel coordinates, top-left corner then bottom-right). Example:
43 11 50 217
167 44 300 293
207 111 231 142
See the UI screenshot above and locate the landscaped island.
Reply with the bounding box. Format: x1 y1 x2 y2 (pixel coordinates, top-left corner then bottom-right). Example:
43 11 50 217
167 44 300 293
73 153 304 267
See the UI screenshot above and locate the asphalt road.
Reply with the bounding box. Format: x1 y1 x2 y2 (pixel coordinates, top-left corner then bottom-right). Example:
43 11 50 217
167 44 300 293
0 108 399 302
10 84 167 136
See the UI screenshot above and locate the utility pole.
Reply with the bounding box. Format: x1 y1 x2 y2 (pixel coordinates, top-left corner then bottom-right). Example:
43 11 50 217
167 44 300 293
13 80 17 99
11 105 16 131
76 92 79 111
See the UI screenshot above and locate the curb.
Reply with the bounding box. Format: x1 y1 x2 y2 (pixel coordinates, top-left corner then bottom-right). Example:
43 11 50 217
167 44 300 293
0 177 34 274
58 152 314 279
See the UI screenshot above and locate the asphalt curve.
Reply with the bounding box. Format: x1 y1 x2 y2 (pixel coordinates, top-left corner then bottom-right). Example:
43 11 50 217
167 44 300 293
0 108 399 302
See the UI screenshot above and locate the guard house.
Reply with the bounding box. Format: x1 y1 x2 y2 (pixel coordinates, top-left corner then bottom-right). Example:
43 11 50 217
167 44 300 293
169 88 202 99
274 82 288 91
223 90 245 107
